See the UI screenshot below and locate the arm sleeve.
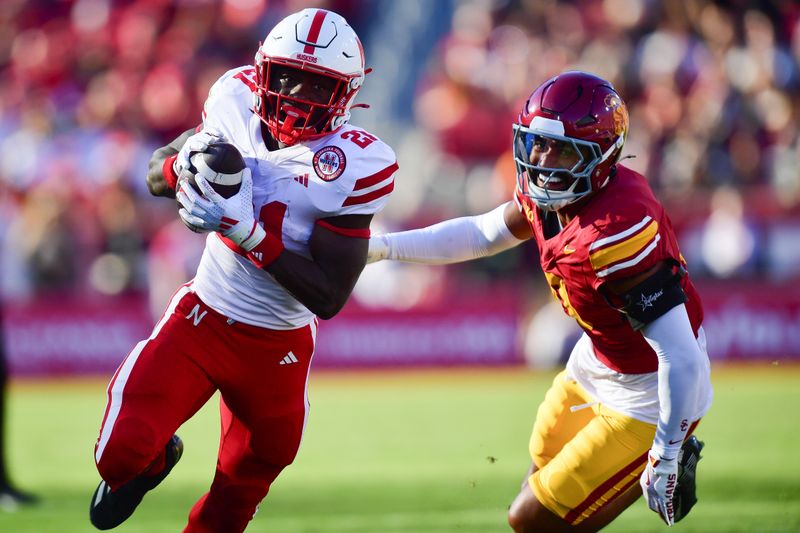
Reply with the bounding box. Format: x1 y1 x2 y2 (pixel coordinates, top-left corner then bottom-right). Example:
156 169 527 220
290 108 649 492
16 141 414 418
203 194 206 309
641 303 703 459
382 202 525 264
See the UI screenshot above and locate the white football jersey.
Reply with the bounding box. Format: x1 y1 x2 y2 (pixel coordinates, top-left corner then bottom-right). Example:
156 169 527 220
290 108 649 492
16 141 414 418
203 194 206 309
191 66 398 329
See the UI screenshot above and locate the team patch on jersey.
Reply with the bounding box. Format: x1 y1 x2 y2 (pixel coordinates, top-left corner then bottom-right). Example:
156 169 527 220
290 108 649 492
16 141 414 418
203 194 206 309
589 216 660 278
313 146 347 181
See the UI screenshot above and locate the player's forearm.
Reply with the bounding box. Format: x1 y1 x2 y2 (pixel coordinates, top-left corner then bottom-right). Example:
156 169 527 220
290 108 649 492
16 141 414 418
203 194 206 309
375 203 524 264
265 252 360 319
146 128 197 198
642 304 703 459
146 145 179 198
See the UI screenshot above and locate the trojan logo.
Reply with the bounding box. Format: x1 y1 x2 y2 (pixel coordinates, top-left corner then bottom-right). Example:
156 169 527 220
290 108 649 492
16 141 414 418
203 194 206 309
605 93 629 137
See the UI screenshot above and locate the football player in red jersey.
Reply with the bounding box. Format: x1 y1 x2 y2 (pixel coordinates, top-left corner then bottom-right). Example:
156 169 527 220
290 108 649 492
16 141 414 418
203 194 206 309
89 8 398 532
368 71 712 531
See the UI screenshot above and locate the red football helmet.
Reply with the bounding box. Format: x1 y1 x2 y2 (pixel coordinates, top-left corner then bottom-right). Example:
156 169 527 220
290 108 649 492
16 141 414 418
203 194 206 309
253 9 367 146
513 71 629 211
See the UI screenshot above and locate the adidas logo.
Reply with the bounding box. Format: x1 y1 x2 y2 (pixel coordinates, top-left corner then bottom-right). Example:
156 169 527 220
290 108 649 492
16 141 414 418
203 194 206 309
279 352 299 365
293 173 309 187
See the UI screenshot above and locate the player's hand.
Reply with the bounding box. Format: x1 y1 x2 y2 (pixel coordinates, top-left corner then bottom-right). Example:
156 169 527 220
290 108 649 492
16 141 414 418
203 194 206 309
175 130 223 175
193 169 266 252
366 235 389 263
176 175 222 233
640 451 678 526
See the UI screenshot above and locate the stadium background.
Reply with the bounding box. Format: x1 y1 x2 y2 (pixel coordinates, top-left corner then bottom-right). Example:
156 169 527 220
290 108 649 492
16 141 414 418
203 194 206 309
0 0 799 531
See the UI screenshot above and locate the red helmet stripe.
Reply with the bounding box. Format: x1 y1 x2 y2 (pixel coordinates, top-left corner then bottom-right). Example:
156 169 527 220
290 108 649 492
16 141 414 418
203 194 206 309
303 10 328 55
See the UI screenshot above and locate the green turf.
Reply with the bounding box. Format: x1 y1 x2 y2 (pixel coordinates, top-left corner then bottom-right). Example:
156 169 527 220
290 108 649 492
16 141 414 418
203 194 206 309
1 365 799 532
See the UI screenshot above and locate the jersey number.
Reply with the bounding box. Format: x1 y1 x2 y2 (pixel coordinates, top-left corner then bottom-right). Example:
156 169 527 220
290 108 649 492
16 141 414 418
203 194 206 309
341 129 377 149
259 201 287 238
234 69 257 92
544 272 593 330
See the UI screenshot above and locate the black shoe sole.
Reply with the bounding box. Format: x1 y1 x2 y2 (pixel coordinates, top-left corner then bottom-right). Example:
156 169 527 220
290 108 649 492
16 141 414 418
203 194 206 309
90 435 183 530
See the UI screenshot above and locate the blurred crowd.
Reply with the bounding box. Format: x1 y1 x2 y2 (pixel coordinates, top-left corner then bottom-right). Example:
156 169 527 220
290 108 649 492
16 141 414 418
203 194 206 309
386 0 800 287
1 0 800 304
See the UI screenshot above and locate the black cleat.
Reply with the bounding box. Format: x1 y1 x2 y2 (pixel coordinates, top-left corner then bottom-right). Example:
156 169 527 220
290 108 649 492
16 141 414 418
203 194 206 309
90 434 183 530
673 435 704 523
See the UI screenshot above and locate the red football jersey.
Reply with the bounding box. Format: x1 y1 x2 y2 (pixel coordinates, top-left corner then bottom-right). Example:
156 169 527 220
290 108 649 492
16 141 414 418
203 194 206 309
516 165 703 373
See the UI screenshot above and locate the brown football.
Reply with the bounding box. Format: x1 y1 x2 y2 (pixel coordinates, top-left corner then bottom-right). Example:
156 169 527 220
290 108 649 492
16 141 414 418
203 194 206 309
176 142 245 224
184 142 245 198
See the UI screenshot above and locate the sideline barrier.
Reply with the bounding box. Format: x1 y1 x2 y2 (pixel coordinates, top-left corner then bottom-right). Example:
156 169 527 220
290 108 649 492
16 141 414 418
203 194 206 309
3 282 799 376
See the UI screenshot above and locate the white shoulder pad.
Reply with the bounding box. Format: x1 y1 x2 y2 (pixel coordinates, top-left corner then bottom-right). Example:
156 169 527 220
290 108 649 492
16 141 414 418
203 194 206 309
200 66 258 141
307 125 398 216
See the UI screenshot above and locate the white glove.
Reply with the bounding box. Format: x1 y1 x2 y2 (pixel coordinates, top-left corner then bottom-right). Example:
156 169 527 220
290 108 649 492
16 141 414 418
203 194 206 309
640 451 678 526
191 170 266 252
176 175 223 233
175 130 223 175
366 235 390 263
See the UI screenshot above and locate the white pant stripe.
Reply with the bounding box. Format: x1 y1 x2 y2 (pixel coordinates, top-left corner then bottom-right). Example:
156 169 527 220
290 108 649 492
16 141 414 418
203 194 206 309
95 285 191 463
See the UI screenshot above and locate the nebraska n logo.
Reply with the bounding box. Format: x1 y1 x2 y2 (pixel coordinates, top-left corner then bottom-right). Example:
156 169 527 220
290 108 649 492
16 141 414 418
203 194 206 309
293 173 309 187
186 304 207 327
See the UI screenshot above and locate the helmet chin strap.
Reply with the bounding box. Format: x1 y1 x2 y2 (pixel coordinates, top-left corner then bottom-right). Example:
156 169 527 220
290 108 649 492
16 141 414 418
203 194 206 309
600 134 624 163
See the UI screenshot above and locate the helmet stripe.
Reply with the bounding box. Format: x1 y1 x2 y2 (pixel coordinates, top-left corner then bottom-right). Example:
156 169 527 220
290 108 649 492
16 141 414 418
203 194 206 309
303 10 328 54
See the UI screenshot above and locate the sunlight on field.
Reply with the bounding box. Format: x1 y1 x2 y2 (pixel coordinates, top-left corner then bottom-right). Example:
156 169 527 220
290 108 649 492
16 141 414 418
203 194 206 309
1 364 799 532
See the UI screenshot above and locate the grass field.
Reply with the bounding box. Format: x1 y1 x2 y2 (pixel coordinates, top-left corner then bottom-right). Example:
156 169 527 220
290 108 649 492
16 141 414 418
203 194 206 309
1 364 799 532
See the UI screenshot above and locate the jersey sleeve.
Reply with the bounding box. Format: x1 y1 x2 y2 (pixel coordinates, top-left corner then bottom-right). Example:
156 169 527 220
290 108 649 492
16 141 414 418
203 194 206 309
587 211 671 283
199 66 256 141
329 128 399 216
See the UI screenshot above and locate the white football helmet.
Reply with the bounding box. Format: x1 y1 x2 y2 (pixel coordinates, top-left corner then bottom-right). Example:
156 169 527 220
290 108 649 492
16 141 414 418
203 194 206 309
254 8 368 146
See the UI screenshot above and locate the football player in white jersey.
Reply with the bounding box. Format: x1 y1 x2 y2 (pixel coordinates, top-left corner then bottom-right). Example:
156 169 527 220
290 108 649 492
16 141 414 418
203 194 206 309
90 9 398 531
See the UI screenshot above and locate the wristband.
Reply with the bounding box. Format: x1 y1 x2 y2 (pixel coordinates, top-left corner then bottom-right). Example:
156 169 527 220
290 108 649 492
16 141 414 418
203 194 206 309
246 231 284 269
162 154 180 191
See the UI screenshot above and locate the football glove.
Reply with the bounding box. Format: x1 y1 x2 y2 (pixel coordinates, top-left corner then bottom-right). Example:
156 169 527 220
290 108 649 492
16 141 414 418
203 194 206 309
641 436 705 526
640 451 678 526
175 130 223 175
192 170 266 252
176 175 222 233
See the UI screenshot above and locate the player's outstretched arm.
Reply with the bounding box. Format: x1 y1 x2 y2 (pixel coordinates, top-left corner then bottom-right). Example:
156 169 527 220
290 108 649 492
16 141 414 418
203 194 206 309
265 214 372 320
367 201 531 264
146 128 197 199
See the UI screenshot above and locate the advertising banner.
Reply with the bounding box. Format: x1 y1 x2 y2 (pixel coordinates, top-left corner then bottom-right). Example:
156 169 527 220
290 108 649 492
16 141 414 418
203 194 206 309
3 283 799 376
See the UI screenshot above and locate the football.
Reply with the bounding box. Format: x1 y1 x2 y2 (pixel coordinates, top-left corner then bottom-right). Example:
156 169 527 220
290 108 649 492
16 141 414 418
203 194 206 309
182 142 245 199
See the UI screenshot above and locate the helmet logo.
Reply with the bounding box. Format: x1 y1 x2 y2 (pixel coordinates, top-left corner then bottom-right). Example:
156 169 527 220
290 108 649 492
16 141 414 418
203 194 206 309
313 146 347 181
604 93 628 136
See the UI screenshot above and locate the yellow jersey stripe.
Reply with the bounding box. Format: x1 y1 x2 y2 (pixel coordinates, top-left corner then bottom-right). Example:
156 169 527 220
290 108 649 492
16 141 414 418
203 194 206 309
589 219 659 271
589 215 652 251
595 234 661 278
